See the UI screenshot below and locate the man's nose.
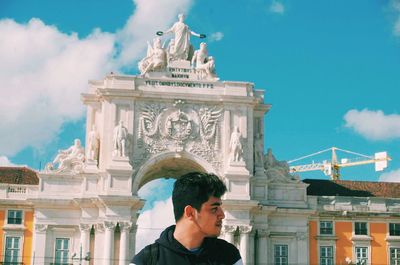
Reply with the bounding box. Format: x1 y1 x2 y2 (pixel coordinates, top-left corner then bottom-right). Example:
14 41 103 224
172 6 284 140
219 208 225 219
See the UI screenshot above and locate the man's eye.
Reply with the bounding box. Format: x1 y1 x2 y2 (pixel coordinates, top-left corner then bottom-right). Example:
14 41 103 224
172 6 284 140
211 208 217 213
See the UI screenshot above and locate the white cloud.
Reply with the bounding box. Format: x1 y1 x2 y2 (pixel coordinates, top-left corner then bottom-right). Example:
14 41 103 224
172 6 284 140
209 32 224 42
394 17 400 37
138 178 173 198
0 156 16 166
392 0 400 11
0 18 115 156
269 1 285 15
344 109 400 140
135 197 175 253
379 168 400 182
391 0 400 37
0 0 193 157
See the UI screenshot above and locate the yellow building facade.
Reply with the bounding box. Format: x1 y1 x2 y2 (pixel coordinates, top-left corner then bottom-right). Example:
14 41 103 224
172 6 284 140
306 179 400 265
2 167 400 265
0 167 37 265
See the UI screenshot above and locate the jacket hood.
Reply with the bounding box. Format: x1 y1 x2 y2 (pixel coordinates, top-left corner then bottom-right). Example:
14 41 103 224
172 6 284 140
156 225 218 257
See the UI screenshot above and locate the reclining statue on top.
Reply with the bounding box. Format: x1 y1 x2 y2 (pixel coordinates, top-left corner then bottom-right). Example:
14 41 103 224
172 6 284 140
264 148 299 182
46 139 85 173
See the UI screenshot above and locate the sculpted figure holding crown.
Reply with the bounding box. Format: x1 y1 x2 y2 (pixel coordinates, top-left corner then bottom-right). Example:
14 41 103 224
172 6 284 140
157 14 206 61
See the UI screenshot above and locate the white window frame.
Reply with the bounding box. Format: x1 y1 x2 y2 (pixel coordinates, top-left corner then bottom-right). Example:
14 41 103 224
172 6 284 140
354 222 368 236
273 244 288 265
319 221 334 235
51 228 75 265
389 223 400 237
352 221 371 265
319 245 334 265
2 234 23 264
355 246 369 265
54 237 70 265
390 247 400 265
269 235 297 265
6 209 24 226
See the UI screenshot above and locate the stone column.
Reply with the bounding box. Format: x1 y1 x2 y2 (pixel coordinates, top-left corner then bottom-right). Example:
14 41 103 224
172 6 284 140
258 230 269 265
33 224 48 265
239 225 252 265
223 225 236 244
296 232 308 265
119 222 132 265
129 224 138 258
80 224 91 265
103 221 116 265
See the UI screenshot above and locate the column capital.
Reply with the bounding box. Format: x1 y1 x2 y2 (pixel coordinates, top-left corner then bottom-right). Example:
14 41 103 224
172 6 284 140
223 225 237 234
95 223 105 233
104 221 116 230
79 223 92 232
239 225 253 234
119 222 132 232
257 229 270 238
35 224 48 233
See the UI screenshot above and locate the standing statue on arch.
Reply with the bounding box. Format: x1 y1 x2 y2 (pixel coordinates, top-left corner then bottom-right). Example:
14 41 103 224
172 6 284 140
230 126 244 162
157 14 206 61
113 120 129 157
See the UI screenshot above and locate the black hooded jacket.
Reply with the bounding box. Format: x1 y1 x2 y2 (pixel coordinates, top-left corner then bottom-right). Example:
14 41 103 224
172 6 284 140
131 225 242 265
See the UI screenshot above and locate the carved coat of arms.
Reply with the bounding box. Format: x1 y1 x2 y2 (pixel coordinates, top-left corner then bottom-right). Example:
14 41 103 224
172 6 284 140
136 100 222 170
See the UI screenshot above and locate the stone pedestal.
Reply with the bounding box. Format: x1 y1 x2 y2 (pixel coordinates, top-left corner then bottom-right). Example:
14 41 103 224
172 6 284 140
225 161 250 175
84 160 99 173
110 156 132 170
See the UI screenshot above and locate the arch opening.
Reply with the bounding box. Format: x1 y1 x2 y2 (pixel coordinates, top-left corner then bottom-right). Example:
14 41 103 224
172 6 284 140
134 154 212 253
134 151 214 192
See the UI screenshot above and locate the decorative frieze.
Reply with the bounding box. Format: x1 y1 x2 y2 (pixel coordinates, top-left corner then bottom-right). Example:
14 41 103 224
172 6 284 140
135 100 223 170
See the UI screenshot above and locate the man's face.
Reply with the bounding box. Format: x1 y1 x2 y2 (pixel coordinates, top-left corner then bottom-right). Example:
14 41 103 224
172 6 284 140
193 196 225 238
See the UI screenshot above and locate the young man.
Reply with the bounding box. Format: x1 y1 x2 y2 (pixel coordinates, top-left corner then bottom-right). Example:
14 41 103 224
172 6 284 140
130 172 243 265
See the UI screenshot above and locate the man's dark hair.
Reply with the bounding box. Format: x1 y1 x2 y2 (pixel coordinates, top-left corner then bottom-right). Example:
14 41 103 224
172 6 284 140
172 172 227 222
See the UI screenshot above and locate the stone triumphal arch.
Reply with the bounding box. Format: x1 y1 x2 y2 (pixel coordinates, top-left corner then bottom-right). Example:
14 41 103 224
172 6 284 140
34 15 312 265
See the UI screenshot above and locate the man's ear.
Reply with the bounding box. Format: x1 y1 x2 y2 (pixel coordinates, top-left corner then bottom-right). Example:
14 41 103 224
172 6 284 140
183 205 196 220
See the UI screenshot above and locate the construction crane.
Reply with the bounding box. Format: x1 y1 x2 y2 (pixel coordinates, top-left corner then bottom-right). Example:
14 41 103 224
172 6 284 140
288 147 391 180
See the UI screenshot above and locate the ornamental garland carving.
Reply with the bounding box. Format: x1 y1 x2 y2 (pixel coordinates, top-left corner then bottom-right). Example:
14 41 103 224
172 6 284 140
136 100 222 170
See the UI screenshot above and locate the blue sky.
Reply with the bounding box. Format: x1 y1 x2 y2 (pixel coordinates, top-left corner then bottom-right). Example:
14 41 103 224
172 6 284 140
1 0 400 252
1 0 399 182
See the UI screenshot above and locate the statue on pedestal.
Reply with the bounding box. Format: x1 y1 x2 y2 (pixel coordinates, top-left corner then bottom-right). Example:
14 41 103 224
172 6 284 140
230 126 243 162
113 120 129 157
87 125 100 161
192 42 217 80
47 139 85 173
157 14 205 61
254 133 264 166
138 37 167 75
